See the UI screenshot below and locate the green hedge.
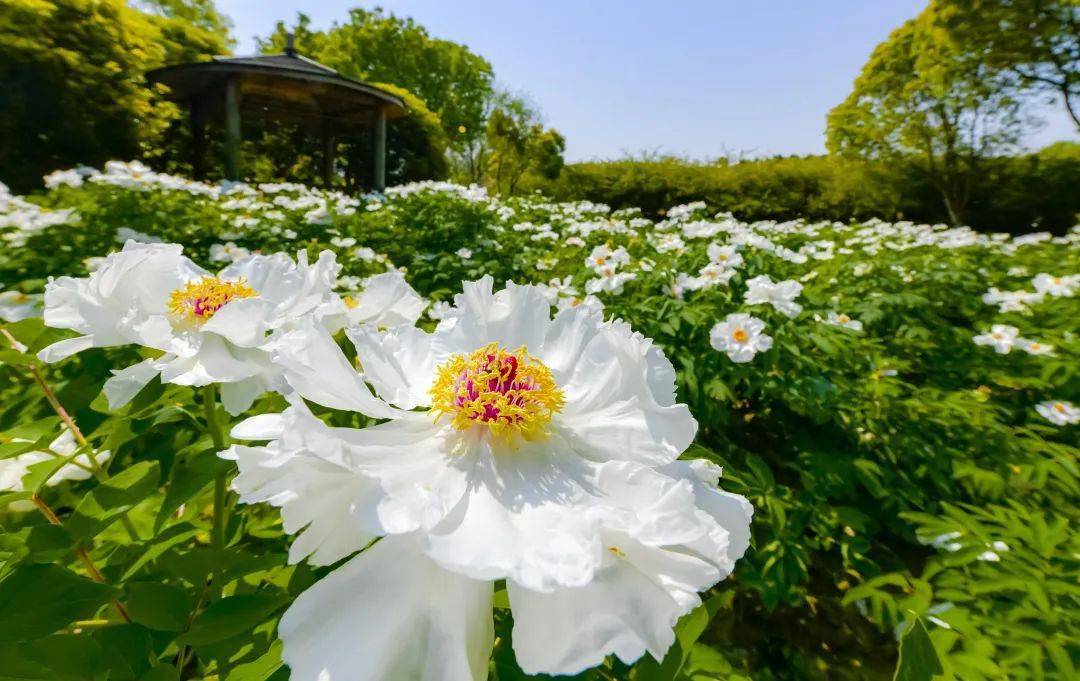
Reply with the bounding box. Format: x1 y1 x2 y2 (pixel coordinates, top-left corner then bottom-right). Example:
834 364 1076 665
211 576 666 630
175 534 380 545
529 143 1080 234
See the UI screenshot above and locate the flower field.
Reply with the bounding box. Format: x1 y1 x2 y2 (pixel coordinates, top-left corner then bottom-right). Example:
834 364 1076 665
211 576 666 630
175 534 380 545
1 161 1078 680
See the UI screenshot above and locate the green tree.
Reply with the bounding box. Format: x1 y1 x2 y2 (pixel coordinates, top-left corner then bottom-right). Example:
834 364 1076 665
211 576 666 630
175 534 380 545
260 11 494 147
827 9 1024 225
0 0 227 191
936 0 1080 129
484 92 566 195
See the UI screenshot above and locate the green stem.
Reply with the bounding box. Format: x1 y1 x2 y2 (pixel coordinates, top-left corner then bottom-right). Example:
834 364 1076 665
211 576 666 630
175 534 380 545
202 385 231 596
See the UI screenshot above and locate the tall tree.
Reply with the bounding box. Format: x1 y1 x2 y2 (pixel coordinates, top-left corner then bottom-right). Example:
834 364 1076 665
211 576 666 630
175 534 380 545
826 9 1023 225
484 92 566 195
0 0 227 191
261 11 495 148
935 0 1080 129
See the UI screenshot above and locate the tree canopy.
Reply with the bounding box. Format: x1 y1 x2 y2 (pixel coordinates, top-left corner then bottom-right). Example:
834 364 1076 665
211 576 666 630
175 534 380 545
0 0 227 191
826 6 1024 225
260 10 495 148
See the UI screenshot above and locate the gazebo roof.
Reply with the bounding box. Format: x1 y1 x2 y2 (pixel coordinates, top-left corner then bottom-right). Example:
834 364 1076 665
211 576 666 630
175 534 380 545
148 49 407 130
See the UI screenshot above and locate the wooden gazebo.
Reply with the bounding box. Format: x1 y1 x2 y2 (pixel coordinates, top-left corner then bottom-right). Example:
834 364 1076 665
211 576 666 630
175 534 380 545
148 37 407 188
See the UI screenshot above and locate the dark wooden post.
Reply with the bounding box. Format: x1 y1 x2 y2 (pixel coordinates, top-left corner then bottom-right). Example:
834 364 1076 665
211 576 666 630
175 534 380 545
373 106 387 190
321 119 335 188
190 96 206 180
224 77 241 180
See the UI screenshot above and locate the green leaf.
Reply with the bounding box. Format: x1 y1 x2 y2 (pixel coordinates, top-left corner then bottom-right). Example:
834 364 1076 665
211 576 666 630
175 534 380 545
633 592 730 681
894 617 944 681
140 666 181 681
0 350 36 367
93 624 155 680
65 461 160 541
224 641 284 681
183 594 286 646
0 564 120 641
125 582 192 631
155 448 231 531
20 633 103 680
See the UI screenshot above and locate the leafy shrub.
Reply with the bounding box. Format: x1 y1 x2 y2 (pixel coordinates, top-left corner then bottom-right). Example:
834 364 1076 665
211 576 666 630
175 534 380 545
0 165 1077 679
530 144 1080 234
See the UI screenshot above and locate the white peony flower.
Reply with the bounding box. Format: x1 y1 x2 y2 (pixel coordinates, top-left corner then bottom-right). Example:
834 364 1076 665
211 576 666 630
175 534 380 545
709 313 773 363
0 429 111 510
456 248 473 260
208 241 251 263
1032 273 1078 298
224 276 751 678
821 312 863 331
339 271 427 329
1017 338 1054 356
37 241 345 414
584 244 629 272
706 243 743 269
1035 400 1079 426
744 275 803 318
0 290 43 322
973 325 1019 354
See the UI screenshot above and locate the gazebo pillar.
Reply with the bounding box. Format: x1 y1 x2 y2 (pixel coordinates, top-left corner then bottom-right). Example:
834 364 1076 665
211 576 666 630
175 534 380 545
224 77 241 180
321 120 335 188
373 106 387 190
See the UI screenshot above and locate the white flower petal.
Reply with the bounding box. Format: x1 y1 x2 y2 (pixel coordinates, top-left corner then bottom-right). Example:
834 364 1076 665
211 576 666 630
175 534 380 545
279 534 493 681
102 359 160 409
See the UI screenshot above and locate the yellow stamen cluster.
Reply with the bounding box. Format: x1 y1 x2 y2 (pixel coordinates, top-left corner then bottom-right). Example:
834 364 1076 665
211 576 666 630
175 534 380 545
732 328 749 343
343 296 360 309
429 342 563 443
167 277 256 324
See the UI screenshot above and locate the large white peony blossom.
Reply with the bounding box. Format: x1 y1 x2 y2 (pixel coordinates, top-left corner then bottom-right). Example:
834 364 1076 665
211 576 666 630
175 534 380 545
224 276 753 679
37 241 347 414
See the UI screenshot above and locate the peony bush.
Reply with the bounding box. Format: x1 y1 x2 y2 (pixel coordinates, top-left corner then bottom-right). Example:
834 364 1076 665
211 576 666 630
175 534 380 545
0 161 1077 680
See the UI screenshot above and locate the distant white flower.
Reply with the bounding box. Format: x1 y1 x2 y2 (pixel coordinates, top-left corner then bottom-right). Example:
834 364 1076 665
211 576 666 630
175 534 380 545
0 429 111 510
428 300 454 321
585 266 636 295
664 273 694 300
973 325 1019 354
457 248 473 260
340 272 427 328
990 541 1010 552
585 244 629 272
654 233 685 254
1032 273 1078 298
710 313 773 363
116 227 161 244
38 242 345 414
209 242 251 263
353 247 378 262
330 236 357 248
0 291 43 322
821 312 863 331
981 287 1042 313
744 275 803 318
977 550 1001 562
706 243 743 268
1035 400 1079 426
1018 338 1054 356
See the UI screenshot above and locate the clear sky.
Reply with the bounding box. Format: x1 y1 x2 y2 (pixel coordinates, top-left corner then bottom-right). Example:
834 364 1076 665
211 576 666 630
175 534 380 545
217 0 1078 162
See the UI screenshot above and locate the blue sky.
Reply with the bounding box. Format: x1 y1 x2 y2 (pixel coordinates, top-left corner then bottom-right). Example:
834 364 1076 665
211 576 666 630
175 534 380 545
217 0 1078 161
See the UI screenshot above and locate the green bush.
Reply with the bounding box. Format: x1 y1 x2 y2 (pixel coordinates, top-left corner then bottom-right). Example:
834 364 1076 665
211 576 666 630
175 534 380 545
1 167 1077 679
531 144 1080 234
